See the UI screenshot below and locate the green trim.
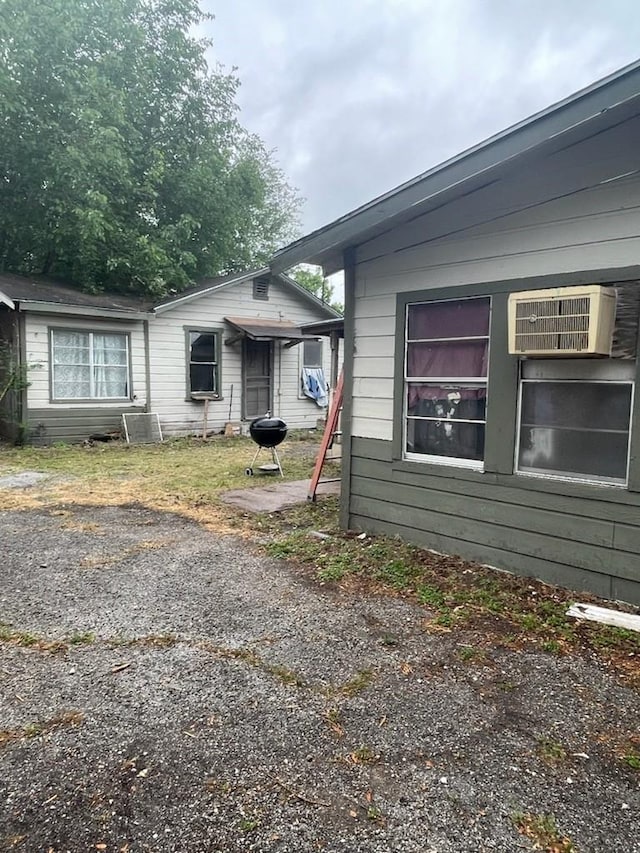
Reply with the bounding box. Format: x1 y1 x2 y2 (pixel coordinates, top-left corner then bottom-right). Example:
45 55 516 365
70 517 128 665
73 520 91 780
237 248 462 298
339 248 356 530
483 292 518 474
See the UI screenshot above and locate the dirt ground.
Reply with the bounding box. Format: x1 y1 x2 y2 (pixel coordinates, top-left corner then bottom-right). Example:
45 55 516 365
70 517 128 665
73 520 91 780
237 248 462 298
1 502 639 853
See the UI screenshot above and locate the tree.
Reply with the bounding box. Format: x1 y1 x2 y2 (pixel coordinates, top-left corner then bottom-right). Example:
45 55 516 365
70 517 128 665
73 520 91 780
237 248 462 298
290 265 343 314
0 0 301 296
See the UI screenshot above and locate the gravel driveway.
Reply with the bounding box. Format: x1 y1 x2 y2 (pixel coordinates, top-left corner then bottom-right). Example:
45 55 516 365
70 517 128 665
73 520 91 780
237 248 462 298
0 503 638 852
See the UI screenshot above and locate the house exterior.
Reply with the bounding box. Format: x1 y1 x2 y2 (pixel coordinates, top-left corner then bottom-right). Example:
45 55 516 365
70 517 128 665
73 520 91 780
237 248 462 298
271 60 640 605
0 269 340 444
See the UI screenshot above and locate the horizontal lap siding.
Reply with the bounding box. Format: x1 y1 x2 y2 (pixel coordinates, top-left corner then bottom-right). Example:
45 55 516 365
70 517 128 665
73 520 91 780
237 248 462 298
349 437 640 604
148 278 337 436
345 169 640 604
28 406 143 444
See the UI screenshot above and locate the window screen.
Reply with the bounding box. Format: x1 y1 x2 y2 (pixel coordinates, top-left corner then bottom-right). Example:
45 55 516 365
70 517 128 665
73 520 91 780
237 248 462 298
405 297 490 465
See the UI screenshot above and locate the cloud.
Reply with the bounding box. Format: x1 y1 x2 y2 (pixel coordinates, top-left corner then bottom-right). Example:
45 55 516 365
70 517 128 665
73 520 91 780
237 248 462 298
204 0 640 232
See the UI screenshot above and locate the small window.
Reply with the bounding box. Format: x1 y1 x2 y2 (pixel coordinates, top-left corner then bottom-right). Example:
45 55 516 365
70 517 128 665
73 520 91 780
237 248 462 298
404 297 490 467
303 339 323 368
188 331 219 396
51 329 130 400
253 278 269 301
517 378 632 485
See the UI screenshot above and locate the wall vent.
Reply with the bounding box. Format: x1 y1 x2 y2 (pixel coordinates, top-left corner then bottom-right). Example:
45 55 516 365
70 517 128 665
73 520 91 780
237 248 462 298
508 285 616 356
253 277 270 300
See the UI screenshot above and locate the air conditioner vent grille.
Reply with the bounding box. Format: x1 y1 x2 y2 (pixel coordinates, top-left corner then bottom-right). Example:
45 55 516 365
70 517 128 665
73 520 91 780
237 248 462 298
508 285 616 356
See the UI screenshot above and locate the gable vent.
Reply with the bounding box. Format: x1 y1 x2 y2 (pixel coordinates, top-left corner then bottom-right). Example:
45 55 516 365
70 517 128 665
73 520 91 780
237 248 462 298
253 277 270 300
508 285 616 356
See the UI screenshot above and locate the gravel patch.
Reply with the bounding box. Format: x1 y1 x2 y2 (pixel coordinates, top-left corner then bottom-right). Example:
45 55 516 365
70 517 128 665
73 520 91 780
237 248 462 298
0 504 638 852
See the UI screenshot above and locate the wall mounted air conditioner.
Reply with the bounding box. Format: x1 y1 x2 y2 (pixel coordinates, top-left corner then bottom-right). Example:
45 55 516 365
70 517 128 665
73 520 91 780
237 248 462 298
508 285 616 356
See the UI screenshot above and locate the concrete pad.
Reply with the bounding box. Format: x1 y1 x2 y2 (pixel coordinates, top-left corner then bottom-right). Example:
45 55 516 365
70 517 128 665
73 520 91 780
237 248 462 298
0 470 50 489
221 478 340 512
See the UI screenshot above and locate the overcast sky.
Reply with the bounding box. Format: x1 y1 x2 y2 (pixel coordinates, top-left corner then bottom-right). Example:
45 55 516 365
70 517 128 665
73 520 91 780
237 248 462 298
203 0 640 237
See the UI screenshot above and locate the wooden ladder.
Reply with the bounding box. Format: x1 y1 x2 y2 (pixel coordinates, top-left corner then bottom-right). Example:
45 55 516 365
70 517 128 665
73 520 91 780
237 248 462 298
308 370 344 502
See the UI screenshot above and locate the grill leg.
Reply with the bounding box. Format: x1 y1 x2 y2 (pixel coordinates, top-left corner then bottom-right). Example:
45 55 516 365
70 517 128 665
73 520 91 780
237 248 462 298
271 447 284 478
250 445 262 468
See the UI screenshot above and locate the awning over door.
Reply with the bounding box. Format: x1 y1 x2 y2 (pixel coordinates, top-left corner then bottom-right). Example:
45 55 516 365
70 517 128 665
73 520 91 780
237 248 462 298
224 316 320 348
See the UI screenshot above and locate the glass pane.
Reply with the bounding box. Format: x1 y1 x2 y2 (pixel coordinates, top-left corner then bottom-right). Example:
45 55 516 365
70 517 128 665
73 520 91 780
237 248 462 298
518 426 629 482
407 419 485 461
190 333 215 363
190 363 215 393
53 345 90 365
407 340 488 378
93 334 127 366
303 340 323 368
52 331 89 350
407 297 489 340
407 384 486 421
93 365 128 398
521 382 632 432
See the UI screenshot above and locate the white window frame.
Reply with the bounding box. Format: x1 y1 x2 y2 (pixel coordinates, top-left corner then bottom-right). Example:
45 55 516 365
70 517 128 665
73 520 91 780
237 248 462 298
515 367 634 487
50 328 131 402
403 296 490 470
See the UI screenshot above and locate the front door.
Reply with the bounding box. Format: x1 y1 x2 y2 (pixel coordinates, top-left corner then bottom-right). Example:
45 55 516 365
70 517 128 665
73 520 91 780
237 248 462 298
243 339 272 419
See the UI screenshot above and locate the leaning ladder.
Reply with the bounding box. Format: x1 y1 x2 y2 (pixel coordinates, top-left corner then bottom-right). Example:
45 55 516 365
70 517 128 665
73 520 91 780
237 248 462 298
307 370 344 502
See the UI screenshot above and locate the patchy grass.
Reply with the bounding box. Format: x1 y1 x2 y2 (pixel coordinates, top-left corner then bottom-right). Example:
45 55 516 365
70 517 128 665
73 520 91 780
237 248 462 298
2 436 639 683
0 434 326 534
0 711 84 749
258 499 640 684
512 811 575 852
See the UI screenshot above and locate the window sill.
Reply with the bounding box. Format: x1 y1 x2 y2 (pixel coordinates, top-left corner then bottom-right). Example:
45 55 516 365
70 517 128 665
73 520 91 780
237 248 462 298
392 456 490 482
188 394 222 403
51 398 133 404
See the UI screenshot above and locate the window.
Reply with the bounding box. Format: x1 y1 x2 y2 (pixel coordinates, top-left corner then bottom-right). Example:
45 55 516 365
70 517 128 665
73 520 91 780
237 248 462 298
253 278 269 300
404 297 490 466
51 330 130 400
302 339 323 369
517 361 633 485
188 330 219 396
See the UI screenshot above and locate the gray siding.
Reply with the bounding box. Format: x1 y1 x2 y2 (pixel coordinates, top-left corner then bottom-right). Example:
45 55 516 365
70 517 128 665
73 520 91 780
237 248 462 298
349 436 640 605
27 406 142 445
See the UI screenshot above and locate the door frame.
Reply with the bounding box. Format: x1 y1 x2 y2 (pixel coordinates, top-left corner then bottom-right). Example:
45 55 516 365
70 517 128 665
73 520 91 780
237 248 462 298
241 338 274 420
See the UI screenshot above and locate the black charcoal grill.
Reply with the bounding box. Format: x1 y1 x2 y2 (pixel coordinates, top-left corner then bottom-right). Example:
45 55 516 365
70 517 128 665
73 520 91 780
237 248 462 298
245 415 287 477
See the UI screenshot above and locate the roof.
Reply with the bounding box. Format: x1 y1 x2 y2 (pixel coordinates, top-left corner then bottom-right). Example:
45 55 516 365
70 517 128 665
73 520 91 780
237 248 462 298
224 316 321 344
270 59 640 275
300 317 344 338
0 268 342 320
0 272 153 315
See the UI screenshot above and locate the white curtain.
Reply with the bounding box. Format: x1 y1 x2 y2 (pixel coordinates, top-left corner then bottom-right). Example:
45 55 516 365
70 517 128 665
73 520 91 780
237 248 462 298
52 331 127 399
92 334 128 398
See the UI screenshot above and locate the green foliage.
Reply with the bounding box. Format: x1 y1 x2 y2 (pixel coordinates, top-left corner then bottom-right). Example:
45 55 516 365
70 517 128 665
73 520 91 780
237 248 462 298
290 265 343 314
0 0 301 296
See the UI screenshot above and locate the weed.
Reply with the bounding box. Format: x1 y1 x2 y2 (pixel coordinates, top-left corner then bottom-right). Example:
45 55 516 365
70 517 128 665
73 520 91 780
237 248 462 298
0 710 84 749
536 737 567 766
339 669 375 698
512 811 575 852
542 640 561 654
456 645 484 663
622 751 640 771
348 745 380 765
69 631 95 645
239 817 260 832
416 584 446 608
265 663 306 688
366 805 384 823
322 707 345 737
